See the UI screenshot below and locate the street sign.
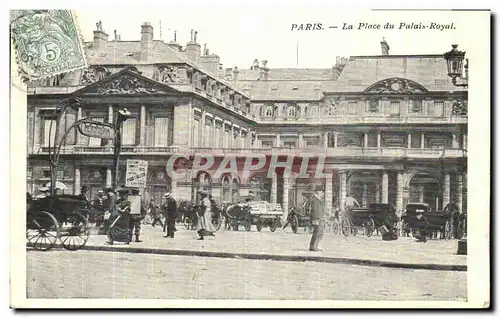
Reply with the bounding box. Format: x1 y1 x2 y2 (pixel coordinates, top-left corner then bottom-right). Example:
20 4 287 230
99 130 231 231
77 119 117 140
125 159 148 188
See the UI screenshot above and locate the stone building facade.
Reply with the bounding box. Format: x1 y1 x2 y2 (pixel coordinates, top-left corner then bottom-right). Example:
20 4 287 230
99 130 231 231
26 22 468 219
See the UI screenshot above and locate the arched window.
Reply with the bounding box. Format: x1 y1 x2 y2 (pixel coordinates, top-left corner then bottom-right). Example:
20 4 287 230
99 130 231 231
287 106 296 118
193 171 212 202
265 106 274 117
221 174 239 203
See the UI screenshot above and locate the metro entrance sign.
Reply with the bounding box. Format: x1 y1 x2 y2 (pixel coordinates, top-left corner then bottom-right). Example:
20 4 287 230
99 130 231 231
77 119 117 140
125 159 148 188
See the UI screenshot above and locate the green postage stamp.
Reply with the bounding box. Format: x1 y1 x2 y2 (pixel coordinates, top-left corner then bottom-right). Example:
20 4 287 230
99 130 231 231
10 10 87 81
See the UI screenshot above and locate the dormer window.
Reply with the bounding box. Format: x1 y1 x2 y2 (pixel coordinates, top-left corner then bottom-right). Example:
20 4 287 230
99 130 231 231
265 106 274 117
287 106 296 117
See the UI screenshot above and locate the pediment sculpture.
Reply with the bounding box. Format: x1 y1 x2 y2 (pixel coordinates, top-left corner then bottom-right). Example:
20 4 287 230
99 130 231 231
95 74 169 95
364 78 428 94
81 66 112 84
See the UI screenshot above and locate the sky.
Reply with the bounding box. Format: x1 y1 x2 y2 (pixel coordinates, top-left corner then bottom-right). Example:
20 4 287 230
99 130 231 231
75 6 484 69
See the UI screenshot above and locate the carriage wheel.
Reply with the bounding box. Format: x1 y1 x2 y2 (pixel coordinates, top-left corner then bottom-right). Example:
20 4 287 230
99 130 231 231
244 221 252 232
332 220 340 235
256 221 263 232
27 211 60 251
444 220 453 240
364 219 375 237
341 219 350 237
60 212 89 251
291 216 299 234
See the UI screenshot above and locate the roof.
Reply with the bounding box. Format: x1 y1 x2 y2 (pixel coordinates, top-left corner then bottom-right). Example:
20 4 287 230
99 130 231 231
235 55 466 100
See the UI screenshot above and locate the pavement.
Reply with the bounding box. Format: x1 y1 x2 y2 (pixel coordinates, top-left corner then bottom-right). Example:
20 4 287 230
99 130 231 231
26 250 467 300
28 223 467 271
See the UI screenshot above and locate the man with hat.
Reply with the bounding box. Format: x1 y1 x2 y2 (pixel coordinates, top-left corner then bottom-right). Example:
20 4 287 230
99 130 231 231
309 188 325 252
162 192 177 238
102 187 116 233
128 188 147 243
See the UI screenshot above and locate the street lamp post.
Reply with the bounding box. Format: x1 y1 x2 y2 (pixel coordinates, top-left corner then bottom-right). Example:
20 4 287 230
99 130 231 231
112 108 131 190
444 44 468 88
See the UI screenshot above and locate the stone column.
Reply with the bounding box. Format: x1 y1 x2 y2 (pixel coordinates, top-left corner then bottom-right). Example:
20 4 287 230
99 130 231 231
170 179 178 198
362 183 368 207
200 111 206 147
212 124 217 148
271 171 277 204
106 168 112 188
108 105 114 124
323 132 328 148
75 107 83 144
324 173 333 217
407 133 412 149
333 132 338 148
457 174 463 214
276 133 281 147
298 133 304 148
381 171 389 204
375 186 380 203
74 166 81 195
282 176 290 221
421 133 425 149
139 105 146 146
339 171 347 211
229 125 233 148
418 185 424 202
377 131 381 148
452 134 459 148
364 133 368 148
463 134 467 150
443 173 451 208
33 108 41 152
396 171 404 212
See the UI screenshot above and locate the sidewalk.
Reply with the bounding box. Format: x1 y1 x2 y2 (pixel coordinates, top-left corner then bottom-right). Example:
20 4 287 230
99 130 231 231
38 225 467 271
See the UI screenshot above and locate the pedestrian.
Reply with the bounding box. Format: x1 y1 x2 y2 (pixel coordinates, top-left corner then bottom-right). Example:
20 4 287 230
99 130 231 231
128 188 146 243
150 198 164 229
106 188 132 245
34 187 49 200
93 189 106 226
309 189 325 252
103 187 116 234
77 186 89 201
195 190 216 240
162 192 177 238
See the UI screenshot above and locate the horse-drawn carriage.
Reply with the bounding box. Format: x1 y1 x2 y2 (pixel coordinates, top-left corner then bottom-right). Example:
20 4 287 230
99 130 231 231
225 201 283 232
26 195 90 251
401 203 456 240
340 203 398 237
179 200 222 231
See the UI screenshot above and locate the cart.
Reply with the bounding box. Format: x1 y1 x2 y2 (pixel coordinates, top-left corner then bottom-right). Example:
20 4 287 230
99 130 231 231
401 203 454 240
26 195 90 251
284 206 313 234
340 203 398 237
251 202 283 232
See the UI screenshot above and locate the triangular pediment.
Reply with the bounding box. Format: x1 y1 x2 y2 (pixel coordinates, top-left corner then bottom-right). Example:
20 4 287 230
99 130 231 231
73 67 182 96
363 77 428 94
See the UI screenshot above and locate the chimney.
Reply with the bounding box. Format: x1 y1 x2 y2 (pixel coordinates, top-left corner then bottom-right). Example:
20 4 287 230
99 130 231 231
140 22 154 61
380 38 390 55
259 60 269 80
335 56 341 66
199 53 220 74
232 66 239 82
186 29 201 62
167 30 182 52
93 21 108 49
340 57 348 65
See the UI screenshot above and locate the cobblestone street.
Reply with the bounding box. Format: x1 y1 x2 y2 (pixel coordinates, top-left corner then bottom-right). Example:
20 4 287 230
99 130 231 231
27 250 466 300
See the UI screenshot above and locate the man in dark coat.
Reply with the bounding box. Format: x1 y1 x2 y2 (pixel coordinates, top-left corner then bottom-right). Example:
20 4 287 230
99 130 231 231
102 187 116 233
309 189 325 251
162 192 177 238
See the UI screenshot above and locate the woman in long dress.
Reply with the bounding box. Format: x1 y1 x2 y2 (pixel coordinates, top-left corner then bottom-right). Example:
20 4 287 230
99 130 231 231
106 189 131 245
195 190 216 240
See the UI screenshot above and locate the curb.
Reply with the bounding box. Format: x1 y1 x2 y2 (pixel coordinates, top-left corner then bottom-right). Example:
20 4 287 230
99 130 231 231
27 243 467 272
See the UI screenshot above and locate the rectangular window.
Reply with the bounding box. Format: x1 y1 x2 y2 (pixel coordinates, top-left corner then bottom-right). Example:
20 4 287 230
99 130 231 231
193 119 200 147
121 118 137 145
154 117 169 147
43 119 56 147
88 117 104 146
347 102 358 115
283 141 296 148
261 141 273 148
389 101 401 116
431 101 445 117
204 123 212 147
